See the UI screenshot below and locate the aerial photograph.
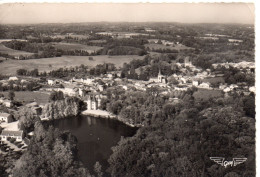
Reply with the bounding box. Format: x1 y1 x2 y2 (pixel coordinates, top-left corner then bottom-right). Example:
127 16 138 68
0 2 255 177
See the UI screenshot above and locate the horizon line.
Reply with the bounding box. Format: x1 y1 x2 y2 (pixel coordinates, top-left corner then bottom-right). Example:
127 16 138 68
0 21 255 25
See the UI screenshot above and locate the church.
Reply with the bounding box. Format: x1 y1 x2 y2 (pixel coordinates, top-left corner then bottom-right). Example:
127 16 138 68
157 69 167 83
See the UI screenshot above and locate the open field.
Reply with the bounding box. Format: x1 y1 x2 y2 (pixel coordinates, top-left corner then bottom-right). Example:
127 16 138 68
0 44 34 57
0 91 49 105
193 88 223 101
88 39 107 44
52 42 103 53
0 55 144 75
145 43 193 51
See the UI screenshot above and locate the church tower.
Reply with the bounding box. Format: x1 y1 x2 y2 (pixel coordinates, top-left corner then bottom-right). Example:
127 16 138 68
158 69 166 83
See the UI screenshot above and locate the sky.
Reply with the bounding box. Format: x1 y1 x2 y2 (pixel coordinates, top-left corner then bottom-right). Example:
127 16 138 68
0 3 255 24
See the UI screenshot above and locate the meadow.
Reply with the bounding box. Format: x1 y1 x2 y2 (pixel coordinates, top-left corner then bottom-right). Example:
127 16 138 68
145 43 193 51
1 91 49 105
0 55 144 75
0 44 34 57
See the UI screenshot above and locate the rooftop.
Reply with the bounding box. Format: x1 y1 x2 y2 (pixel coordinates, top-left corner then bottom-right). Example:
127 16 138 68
0 112 11 117
1 130 23 136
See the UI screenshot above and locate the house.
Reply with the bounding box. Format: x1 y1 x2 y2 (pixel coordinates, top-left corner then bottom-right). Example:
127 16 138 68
175 85 189 91
84 95 101 110
9 76 18 81
223 87 231 93
219 84 227 90
48 79 57 86
184 57 192 67
249 86 256 94
61 88 77 96
122 85 128 90
0 99 13 108
180 78 187 84
83 78 94 85
192 80 199 87
0 130 24 142
98 85 104 92
0 112 13 123
106 74 113 79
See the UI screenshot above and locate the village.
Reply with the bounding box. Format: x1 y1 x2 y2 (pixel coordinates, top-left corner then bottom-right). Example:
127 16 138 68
0 54 255 154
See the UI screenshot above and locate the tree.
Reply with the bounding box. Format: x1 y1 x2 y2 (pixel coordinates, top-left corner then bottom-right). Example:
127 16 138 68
94 162 103 177
163 103 176 118
243 95 255 118
16 69 27 76
18 107 40 132
13 123 91 177
8 90 15 101
49 91 64 102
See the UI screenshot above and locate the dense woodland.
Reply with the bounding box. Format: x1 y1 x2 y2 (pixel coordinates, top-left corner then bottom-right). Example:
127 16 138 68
106 91 255 177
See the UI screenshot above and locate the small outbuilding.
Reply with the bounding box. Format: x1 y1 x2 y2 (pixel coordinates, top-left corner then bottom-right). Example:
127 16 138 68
0 112 13 123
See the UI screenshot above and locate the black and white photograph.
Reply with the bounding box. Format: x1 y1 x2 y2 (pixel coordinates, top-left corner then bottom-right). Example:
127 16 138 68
0 2 256 177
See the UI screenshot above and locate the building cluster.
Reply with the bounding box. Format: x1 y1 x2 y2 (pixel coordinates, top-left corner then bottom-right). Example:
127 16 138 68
45 76 111 110
0 97 13 108
212 61 255 70
0 101 42 143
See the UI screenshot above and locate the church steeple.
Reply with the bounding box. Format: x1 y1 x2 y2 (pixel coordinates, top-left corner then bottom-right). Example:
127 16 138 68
158 68 162 76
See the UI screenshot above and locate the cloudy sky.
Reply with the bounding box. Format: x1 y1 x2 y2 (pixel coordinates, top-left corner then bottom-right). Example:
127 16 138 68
0 3 255 24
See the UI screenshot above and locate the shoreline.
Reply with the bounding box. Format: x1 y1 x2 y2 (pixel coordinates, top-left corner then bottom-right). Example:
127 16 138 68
41 109 140 128
81 109 139 127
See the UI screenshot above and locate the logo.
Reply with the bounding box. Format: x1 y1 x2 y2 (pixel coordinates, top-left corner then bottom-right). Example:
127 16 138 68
210 157 247 168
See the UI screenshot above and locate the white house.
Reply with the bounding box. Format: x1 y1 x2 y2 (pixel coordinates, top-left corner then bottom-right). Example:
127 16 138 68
219 84 227 90
84 95 101 110
107 74 113 79
0 112 12 123
249 86 256 94
192 80 199 87
0 130 24 142
180 78 187 84
184 57 192 67
98 85 104 92
122 85 128 90
83 78 94 85
223 87 231 93
175 85 189 91
9 76 18 81
0 99 13 108
48 79 57 86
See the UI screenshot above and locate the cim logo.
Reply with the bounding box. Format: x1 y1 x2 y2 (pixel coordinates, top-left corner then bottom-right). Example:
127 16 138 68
210 157 247 168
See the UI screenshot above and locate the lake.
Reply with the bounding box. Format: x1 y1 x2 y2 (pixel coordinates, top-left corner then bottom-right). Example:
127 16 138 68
51 115 137 173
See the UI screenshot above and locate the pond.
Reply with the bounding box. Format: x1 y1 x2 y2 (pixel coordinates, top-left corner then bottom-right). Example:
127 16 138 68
51 115 137 173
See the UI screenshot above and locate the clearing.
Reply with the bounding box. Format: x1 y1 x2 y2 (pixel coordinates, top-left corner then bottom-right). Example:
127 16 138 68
0 55 144 75
0 44 34 57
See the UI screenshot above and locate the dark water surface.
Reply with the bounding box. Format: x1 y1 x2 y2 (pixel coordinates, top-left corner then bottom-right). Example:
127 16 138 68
51 115 137 172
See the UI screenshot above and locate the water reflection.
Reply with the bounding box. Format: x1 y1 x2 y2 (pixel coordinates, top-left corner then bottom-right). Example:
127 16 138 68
52 115 137 173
